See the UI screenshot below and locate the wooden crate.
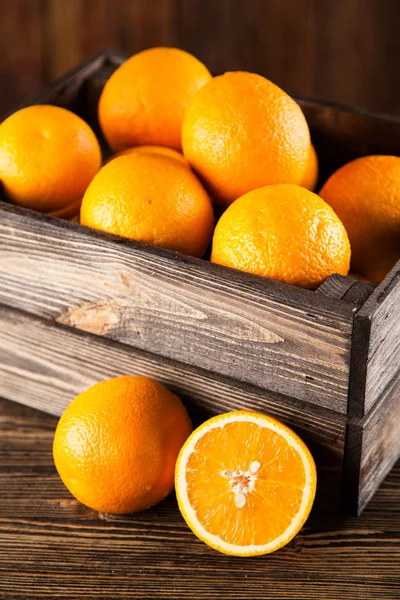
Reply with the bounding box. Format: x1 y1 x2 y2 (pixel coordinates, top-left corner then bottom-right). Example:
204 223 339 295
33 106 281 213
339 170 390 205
0 50 399 515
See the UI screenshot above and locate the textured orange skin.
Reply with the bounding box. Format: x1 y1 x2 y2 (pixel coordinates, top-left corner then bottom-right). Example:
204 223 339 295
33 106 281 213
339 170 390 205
0 105 101 213
211 184 350 289
301 143 319 191
53 376 193 515
99 47 212 152
105 145 189 167
80 152 214 257
319 155 400 283
182 71 310 207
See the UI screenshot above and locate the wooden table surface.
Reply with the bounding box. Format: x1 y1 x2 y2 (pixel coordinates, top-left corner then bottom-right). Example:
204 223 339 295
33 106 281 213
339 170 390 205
1 397 399 599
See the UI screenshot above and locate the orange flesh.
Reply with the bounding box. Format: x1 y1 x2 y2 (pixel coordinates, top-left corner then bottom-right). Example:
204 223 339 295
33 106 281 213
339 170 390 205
186 422 305 547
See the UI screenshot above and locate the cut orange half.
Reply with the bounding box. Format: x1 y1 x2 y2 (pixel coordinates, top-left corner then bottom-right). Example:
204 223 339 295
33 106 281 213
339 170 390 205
175 410 317 556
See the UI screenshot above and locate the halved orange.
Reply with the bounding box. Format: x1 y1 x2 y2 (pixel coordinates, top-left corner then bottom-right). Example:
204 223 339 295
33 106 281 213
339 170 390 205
175 410 317 556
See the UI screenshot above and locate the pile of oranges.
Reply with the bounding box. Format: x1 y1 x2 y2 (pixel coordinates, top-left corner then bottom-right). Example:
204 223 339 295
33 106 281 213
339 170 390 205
8 48 400 555
1 46 400 286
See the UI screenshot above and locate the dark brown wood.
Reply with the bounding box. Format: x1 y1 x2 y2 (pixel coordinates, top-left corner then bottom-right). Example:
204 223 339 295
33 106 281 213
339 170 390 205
3 1 400 118
361 264 400 415
344 373 400 516
0 202 354 414
343 263 400 513
341 280 376 306
316 273 375 306
316 273 359 300
1 396 400 599
177 0 400 118
345 261 400 419
14 49 108 118
299 97 400 187
0 0 44 117
0 304 346 512
358 374 400 514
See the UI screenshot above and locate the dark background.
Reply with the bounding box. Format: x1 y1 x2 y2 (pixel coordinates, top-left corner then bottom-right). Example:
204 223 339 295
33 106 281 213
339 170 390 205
1 0 400 117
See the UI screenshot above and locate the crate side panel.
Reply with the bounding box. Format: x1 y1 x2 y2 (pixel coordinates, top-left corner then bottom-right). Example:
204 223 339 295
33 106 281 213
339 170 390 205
357 374 400 514
0 205 354 413
0 305 347 513
362 263 400 415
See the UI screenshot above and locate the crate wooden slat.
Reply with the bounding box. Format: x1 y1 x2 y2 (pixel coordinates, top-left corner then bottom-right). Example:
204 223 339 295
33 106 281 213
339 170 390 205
0 201 354 413
0 304 346 513
348 374 400 514
362 270 400 416
1 49 400 516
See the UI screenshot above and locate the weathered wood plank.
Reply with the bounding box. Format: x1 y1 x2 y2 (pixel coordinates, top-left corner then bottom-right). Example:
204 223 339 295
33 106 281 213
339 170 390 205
358 263 400 416
316 273 356 300
316 274 374 306
344 262 400 512
341 280 375 306
359 374 400 514
0 304 347 512
0 203 354 413
1 396 400 599
344 373 400 515
346 310 371 420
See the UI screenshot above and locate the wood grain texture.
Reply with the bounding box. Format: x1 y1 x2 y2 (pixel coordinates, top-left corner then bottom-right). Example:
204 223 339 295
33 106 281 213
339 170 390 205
0 202 354 413
358 374 400 513
344 373 400 516
342 272 400 512
2 0 400 118
342 264 400 513
177 0 400 117
0 0 44 116
361 264 400 415
316 273 375 305
1 397 399 600
0 304 346 512
42 0 176 81
316 273 358 300
341 280 376 306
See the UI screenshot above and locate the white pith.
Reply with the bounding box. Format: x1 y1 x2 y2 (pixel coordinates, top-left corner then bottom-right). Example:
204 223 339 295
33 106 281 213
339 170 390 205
176 413 315 555
221 466 258 508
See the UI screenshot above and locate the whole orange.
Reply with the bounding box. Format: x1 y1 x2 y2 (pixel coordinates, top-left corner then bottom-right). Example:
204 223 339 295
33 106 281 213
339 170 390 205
301 143 319 191
182 71 310 207
99 47 212 152
319 155 400 283
0 105 101 214
53 376 193 514
80 152 214 257
211 184 350 289
106 144 188 167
